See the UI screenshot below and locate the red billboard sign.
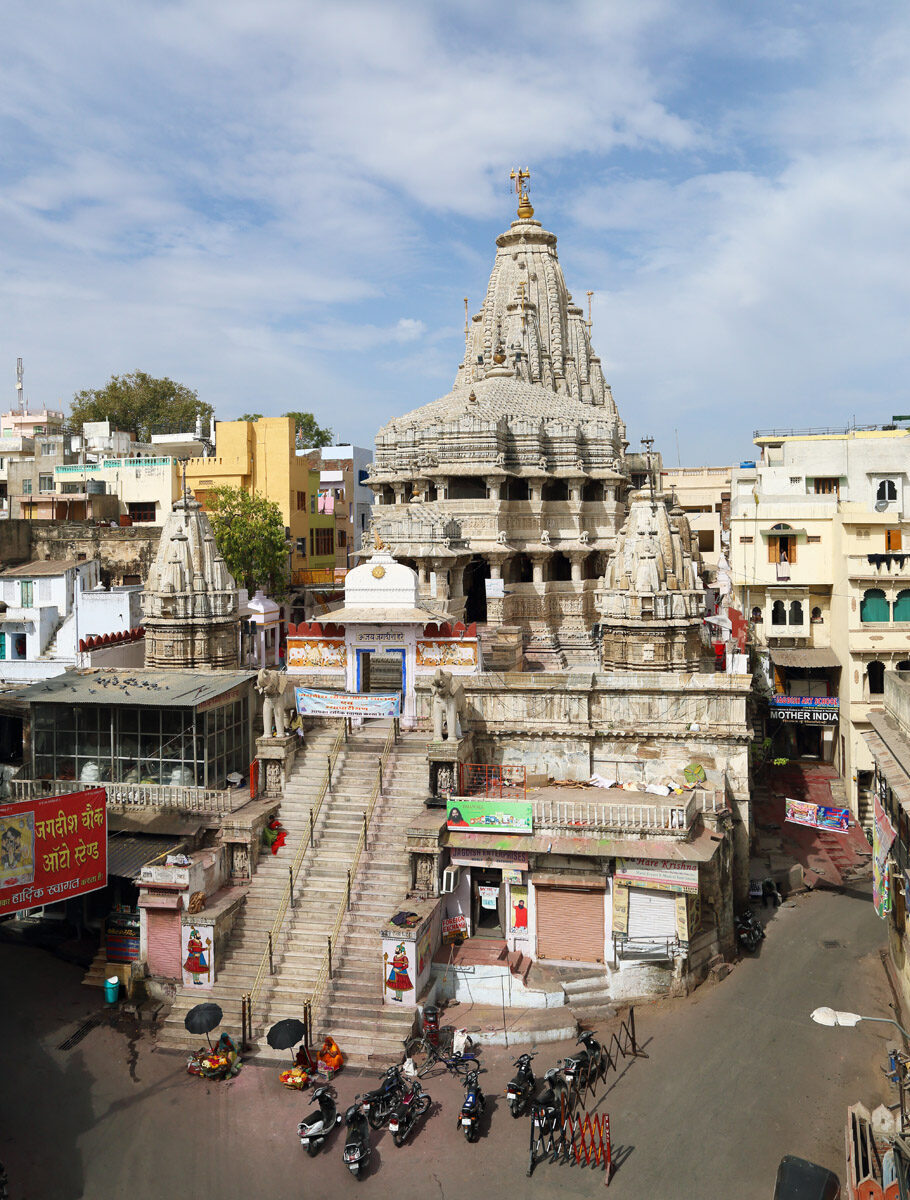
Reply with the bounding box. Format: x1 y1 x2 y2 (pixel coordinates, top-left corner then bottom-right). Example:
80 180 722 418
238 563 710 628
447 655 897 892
0 788 107 916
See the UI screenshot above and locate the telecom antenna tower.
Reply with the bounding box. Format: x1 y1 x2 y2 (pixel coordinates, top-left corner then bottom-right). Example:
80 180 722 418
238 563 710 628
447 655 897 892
16 357 24 413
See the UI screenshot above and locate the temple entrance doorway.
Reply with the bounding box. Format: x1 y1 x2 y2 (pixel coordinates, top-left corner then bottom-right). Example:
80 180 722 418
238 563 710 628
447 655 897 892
463 556 490 624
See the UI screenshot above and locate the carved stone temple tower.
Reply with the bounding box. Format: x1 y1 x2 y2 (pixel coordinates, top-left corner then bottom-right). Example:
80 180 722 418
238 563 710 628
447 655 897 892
367 177 629 668
143 493 240 669
596 488 708 673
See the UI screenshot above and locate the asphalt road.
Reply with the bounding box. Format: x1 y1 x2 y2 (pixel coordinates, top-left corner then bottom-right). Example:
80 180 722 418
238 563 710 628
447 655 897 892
0 883 895 1200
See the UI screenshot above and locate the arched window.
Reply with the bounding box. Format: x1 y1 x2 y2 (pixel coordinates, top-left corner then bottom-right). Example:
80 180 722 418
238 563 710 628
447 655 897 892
811 606 822 623
868 660 886 695
894 590 910 621
751 606 763 624
897 660 910 673
788 600 804 625
877 479 897 503
771 600 786 626
860 588 890 622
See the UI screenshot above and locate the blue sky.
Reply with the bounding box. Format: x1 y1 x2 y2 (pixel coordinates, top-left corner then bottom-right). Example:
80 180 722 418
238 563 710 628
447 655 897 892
3 1 910 463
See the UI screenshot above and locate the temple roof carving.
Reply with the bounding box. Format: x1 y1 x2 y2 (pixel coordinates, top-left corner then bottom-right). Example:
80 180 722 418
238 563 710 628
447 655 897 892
143 494 238 622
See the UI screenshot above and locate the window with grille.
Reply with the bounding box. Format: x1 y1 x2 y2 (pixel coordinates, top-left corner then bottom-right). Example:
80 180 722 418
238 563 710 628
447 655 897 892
127 501 156 523
310 527 334 557
877 480 898 503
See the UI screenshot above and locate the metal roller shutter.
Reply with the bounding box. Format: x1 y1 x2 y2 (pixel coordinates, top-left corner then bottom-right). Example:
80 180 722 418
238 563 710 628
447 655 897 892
627 888 677 938
536 887 604 963
147 909 183 978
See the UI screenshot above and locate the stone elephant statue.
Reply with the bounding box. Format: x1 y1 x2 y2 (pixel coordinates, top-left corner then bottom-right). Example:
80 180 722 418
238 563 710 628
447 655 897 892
256 668 295 738
430 668 468 741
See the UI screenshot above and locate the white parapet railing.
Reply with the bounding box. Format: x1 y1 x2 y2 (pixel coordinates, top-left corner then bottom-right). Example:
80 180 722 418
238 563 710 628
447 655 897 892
533 790 705 835
9 778 242 813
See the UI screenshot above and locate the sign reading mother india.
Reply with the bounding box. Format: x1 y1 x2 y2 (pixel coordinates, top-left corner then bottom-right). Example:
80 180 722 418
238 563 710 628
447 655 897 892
0 788 107 917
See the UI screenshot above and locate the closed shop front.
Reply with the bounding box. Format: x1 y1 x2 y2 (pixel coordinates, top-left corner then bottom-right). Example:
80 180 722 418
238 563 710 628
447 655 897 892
534 878 605 963
627 888 677 942
140 891 184 977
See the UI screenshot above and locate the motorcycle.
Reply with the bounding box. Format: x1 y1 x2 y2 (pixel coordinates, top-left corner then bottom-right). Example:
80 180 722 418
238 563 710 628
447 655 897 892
531 1067 567 1140
736 909 764 952
459 1068 485 1142
562 1031 604 1092
388 1080 431 1147
342 1100 371 1178
296 1086 341 1157
506 1051 537 1118
362 1065 406 1130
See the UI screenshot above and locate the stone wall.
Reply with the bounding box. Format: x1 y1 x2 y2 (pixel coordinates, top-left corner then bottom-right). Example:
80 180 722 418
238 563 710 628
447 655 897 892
3 519 162 587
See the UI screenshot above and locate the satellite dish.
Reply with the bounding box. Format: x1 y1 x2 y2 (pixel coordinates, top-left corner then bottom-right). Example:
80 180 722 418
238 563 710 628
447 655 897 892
875 499 890 512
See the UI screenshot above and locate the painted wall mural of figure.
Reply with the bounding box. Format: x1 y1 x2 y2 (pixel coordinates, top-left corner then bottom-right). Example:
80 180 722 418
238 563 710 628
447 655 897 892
385 943 413 1002
183 926 212 986
510 886 529 931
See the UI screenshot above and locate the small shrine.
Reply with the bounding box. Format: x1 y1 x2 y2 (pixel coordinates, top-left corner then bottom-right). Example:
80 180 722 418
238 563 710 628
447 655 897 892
286 540 481 728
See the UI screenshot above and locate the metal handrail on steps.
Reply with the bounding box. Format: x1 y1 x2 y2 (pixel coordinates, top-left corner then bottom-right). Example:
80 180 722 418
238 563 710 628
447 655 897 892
243 721 345 1034
306 720 397 1026
241 720 398 1048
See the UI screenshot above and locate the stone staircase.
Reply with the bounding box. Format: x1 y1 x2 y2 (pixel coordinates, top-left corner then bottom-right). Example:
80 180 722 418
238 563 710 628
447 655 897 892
158 722 344 1052
312 731 430 1066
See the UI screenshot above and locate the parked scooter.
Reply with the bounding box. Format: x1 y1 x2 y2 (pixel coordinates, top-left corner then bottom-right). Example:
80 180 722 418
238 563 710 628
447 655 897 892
296 1086 341 1157
388 1080 431 1147
506 1051 537 1118
459 1068 486 1142
342 1100 371 1178
562 1031 604 1091
736 909 764 952
362 1065 406 1130
531 1067 567 1140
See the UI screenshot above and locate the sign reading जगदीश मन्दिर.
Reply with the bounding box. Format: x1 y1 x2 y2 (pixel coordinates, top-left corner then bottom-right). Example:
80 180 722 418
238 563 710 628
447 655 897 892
446 799 532 834
295 688 401 719
0 788 107 916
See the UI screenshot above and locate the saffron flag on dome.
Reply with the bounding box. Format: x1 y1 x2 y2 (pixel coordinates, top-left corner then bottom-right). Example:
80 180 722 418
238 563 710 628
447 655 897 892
0 788 107 917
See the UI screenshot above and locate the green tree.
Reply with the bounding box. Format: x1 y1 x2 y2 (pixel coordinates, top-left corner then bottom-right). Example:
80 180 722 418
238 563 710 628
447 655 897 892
207 486 289 597
71 371 212 441
284 411 334 448
239 412 263 422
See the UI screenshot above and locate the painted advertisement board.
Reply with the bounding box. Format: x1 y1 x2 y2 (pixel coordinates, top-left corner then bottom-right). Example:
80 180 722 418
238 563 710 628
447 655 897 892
785 798 850 833
614 858 699 894
295 688 401 718
0 788 107 916
770 696 839 725
446 799 533 834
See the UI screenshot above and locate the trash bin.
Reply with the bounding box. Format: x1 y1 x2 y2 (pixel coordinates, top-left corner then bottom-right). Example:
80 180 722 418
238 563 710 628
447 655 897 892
104 976 120 1005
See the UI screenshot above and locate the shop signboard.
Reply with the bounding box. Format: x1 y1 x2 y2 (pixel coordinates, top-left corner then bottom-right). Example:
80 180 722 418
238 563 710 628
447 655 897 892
450 848 529 870
0 788 107 917
478 885 499 910
295 688 401 718
769 696 839 725
446 799 532 834
785 798 850 833
873 795 897 919
442 914 468 943
614 858 699 894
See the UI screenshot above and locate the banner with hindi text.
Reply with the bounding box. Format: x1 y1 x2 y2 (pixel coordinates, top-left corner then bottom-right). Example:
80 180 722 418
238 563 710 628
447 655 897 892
0 788 107 916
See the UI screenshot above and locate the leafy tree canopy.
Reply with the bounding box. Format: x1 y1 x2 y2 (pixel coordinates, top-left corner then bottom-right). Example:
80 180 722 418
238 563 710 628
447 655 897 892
239 412 263 423
284 411 334 448
71 371 212 442
207 485 289 598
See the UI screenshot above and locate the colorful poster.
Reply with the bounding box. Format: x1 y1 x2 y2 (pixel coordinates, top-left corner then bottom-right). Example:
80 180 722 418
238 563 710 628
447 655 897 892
478 885 498 910
446 799 532 834
0 789 107 917
295 688 400 718
785 798 851 833
611 883 629 934
873 795 897 919
614 859 699 894
442 914 468 943
510 885 528 931
182 922 214 988
286 639 345 669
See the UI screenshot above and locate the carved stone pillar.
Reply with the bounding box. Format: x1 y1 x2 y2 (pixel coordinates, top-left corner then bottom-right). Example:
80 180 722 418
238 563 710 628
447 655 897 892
256 734 297 798
531 553 546 585
568 551 585 583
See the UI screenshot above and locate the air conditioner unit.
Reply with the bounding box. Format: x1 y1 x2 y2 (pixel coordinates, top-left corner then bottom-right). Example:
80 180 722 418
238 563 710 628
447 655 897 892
441 865 461 895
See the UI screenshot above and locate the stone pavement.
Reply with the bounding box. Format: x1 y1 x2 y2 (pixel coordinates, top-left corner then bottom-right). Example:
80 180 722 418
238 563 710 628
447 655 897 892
0 878 896 1200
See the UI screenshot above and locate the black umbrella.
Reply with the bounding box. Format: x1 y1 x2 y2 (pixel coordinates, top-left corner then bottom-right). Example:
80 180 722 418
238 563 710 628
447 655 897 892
184 1002 223 1049
267 1018 307 1064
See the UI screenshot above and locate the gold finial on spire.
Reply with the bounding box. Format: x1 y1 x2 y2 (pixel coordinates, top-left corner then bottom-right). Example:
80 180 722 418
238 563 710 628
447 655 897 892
372 526 385 552
510 167 534 218
586 290 594 331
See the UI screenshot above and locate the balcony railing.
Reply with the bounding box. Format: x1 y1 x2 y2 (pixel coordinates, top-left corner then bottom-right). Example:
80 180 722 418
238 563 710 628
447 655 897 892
613 934 683 961
533 791 704 835
9 778 243 813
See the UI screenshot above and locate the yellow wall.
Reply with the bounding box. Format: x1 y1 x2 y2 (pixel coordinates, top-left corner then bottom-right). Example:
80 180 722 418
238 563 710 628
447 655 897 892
186 418 313 573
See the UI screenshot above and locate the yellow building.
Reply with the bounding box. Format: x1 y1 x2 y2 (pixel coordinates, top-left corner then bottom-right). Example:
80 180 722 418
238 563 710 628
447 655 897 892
186 417 312 576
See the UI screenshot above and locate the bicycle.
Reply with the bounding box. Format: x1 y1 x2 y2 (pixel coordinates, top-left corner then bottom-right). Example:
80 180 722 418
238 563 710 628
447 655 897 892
403 1034 477 1078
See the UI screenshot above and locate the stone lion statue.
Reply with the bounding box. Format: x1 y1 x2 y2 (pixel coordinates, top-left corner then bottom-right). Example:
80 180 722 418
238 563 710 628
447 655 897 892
256 668 294 738
430 668 468 741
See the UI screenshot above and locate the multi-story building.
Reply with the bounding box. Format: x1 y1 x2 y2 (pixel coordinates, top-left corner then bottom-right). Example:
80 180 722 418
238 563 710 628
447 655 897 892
0 407 65 440
660 465 731 573
308 443 373 572
730 423 910 823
